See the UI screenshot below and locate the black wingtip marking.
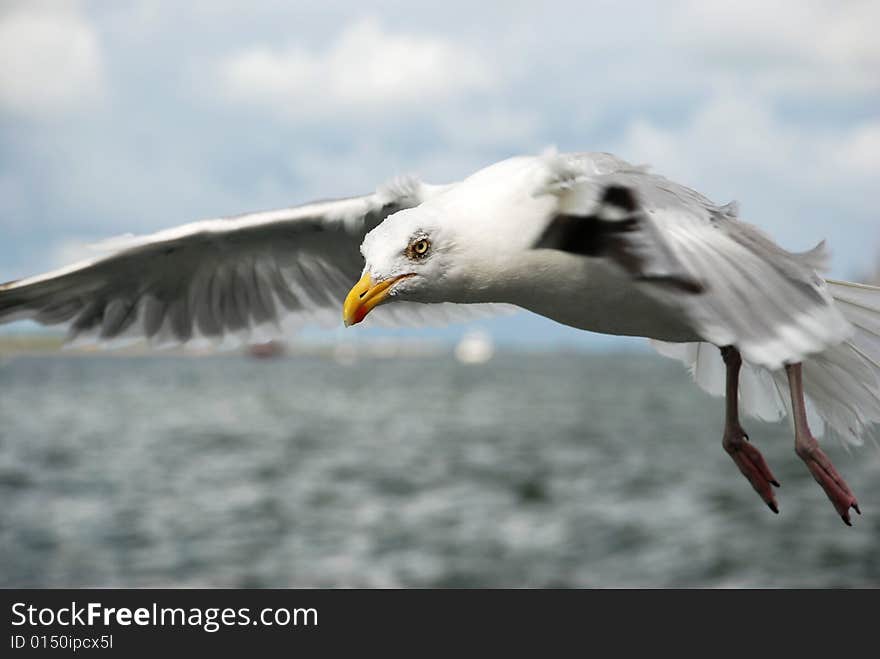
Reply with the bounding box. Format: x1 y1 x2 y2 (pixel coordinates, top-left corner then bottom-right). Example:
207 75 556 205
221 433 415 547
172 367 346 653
533 214 610 257
636 274 706 294
534 213 640 256
533 184 641 257
601 185 638 212
534 184 706 296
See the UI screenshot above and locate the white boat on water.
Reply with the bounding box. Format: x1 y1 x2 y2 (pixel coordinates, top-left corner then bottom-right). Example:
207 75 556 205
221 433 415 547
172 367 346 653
454 330 495 364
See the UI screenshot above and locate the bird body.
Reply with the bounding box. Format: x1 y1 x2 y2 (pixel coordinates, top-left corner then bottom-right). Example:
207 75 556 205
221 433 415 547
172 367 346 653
391 154 705 340
2 149 879 523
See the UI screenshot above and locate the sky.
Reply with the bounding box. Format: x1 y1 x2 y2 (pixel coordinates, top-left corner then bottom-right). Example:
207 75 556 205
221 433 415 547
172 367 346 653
0 0 878 347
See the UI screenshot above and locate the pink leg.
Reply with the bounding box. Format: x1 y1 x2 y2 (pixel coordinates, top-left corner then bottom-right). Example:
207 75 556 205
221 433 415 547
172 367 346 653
785 362 861 525
720 347 780 513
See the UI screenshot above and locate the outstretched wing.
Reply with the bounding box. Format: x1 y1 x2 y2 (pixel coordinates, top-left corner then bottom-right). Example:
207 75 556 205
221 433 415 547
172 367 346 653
0 178 502 347
535 163 852 369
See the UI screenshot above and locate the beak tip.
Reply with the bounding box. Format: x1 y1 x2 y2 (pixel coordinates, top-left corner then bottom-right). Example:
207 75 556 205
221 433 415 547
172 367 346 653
344 272 394 328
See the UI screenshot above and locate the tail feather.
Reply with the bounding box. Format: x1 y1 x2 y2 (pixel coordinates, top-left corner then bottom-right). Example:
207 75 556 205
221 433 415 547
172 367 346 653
815 280 880 445
825 280 880 371
653 278 880 447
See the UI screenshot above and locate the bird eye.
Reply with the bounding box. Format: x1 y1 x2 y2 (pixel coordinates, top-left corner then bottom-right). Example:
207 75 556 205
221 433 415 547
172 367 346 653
407 238 431 259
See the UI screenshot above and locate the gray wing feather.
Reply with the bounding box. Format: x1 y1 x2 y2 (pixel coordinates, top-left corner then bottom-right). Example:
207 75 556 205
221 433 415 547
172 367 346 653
541 166 851 369
0 180 504 346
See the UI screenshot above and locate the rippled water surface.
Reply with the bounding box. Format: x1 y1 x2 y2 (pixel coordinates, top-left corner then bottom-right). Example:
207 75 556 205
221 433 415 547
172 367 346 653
1 352 878 587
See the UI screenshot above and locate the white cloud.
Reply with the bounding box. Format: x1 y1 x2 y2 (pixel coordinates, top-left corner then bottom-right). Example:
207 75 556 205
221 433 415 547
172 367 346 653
615 93 880 273
436 106 540 150
0 3 105 116
836 121 880 174
219 17 494 119
676 0 880 96
48 238 103 269
619 95 796 184
2 1 877 292
618 93 878 195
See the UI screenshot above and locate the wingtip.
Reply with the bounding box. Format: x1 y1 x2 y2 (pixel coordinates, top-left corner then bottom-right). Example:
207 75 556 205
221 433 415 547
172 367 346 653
600 185 639 213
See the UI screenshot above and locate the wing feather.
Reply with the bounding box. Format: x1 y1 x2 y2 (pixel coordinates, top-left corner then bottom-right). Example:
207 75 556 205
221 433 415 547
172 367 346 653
0 180 509 347
537 165 851 368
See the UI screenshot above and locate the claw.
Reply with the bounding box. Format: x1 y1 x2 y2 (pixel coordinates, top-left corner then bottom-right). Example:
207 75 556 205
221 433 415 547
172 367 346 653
798 441 859 526
724 429 780 513
786 362 860 526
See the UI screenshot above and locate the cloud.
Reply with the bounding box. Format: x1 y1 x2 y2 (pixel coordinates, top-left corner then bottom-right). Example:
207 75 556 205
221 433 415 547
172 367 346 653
615 93 880 272
675 0 880 97
0 2 105 116
618 93 878 195
47 238 104 270
1 0 877 316
836 121 880 174
219 17 494 119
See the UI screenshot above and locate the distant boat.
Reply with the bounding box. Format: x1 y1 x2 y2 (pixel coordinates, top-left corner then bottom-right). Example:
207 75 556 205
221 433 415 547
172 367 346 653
247 341 285 359
454 330 494 364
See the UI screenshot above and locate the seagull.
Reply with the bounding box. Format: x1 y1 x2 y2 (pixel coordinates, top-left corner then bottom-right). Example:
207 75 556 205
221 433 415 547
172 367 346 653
1 150 878 524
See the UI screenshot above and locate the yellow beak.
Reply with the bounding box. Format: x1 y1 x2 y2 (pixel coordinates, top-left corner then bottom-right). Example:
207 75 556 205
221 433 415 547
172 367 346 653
343 273 410 327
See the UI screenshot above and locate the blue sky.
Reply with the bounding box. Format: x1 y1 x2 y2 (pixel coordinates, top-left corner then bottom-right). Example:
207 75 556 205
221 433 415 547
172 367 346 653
1 0 878 346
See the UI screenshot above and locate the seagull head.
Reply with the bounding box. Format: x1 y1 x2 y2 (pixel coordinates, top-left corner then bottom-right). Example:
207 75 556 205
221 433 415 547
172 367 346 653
342 156 558 326
343 207 467 326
